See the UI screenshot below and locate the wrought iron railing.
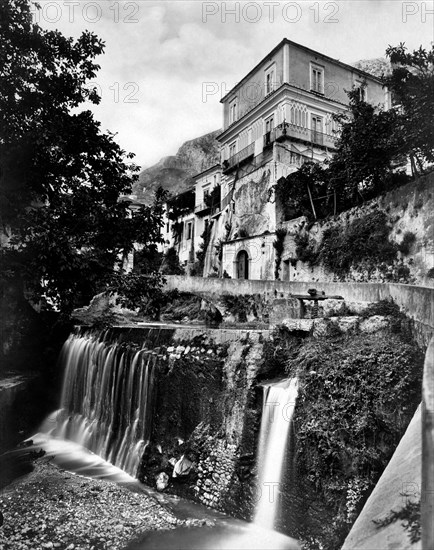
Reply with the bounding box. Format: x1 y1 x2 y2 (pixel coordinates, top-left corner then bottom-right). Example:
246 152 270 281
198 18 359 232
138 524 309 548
223 142 255 172
263 122 337 149
194 202 210 214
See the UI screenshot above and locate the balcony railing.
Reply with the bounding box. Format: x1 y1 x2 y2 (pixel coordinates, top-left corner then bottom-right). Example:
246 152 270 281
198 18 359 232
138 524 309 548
264 122 337 149
194 202 210 214
223 142 255 173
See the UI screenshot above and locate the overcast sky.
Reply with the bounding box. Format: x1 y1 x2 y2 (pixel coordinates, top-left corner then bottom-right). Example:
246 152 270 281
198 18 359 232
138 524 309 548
35 0 433 169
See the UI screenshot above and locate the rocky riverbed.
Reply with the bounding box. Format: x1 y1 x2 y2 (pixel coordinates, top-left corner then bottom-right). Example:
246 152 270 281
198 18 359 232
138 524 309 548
0 457 213 550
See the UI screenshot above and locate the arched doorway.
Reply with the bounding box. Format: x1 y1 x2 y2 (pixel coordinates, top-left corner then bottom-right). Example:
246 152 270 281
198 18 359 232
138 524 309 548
236 250 249 280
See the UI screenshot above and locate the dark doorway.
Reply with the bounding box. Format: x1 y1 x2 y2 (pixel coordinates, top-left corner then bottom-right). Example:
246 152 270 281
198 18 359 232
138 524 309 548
236 250 249 280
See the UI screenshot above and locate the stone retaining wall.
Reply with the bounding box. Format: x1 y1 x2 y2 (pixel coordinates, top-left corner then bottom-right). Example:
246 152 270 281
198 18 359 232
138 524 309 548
164 276 434 346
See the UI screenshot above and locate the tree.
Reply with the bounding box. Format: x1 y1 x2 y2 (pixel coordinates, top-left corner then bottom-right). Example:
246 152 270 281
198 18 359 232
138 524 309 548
326 89 405 209
384 43 434 173
0 0 164 314
274 161 329 221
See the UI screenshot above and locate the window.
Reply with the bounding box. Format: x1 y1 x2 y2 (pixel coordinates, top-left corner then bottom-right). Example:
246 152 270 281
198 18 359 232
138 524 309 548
229 141 237 158
166 222 170 233
186 221 193 240
311 64 324 94
265 116 274 133
264 115 274 145
229 98 237 124
265 64 276 95
311 115 324 145
213 175 217 185
203 185 210 199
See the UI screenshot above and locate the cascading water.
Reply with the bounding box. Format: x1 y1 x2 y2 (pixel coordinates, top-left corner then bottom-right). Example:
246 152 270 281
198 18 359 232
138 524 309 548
41 330 158 476
254 378 299 530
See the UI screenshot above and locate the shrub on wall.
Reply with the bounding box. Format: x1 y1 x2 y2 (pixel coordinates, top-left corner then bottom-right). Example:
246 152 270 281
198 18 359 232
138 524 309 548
273 228 287 279
319 210 397 276
397 231 416 255
294 232 319 265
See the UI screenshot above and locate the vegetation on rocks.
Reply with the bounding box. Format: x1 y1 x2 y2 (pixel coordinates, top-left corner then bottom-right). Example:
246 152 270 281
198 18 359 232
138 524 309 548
294 210 413 282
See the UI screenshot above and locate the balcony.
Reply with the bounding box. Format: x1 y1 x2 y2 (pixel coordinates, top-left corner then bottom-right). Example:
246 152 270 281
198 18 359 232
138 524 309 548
222 142 255 173
263 122 337 150
194 202 210 215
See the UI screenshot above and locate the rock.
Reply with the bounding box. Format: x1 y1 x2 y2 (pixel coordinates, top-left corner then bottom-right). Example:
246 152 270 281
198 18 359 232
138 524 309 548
155 472 169 491
282 319 314 333
359 315 390 333
336 317 359 333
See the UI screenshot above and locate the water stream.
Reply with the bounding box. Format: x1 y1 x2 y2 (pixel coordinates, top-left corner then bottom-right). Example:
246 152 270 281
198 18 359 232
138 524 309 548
254 379 299 530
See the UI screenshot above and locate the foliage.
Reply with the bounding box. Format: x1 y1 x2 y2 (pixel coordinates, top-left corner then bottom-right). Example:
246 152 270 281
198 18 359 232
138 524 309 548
109 271 165 318
274 162 329 221
273 227 287 279
0 0 165 314
427 267 434 279
397 231 416 255
237 227 249 238
221 295 249 322
167 190 195 221
384 43 434 171
160 247 185 275
373 499 421 544
294 232 319 265
319 211 397 276
204 185 221 210
325 91 407 210
171 220 184 244
284 331 423 549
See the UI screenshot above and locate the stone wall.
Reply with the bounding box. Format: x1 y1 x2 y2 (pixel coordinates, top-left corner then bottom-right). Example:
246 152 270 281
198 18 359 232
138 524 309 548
278 172 434 285
138 327 273 521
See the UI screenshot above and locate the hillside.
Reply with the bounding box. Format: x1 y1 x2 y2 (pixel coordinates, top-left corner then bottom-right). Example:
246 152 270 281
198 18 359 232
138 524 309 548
133 130 221 203
352 57 391 79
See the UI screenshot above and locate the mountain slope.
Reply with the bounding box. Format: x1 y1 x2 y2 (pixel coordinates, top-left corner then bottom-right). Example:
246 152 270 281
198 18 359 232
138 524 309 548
352 57 391 79
133 130 221 203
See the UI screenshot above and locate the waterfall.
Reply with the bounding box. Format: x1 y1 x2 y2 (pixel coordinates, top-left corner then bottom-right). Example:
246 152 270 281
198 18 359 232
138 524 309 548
254 378 298 530
43 331 158 477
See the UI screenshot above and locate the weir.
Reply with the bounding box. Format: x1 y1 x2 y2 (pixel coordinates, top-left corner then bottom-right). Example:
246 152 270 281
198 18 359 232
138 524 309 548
42 330 161 476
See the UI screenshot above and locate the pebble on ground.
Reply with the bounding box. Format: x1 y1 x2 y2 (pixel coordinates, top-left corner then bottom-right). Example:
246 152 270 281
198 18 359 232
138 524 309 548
0 459 209 550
